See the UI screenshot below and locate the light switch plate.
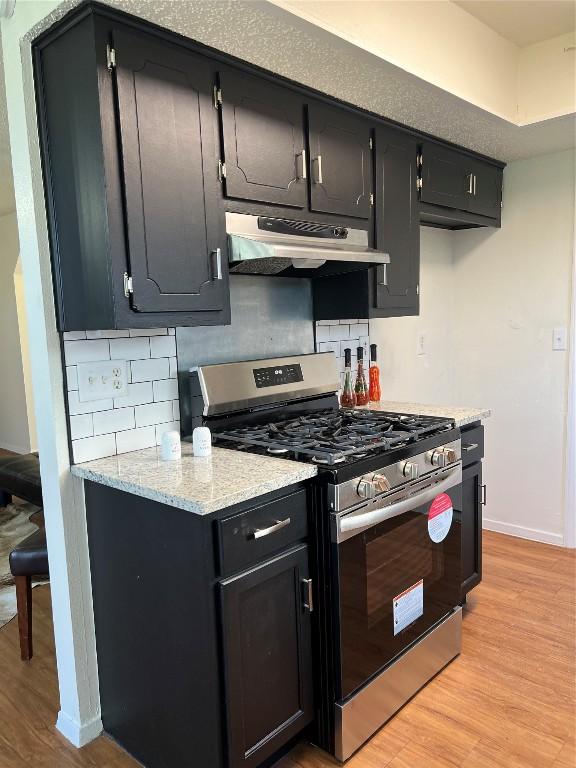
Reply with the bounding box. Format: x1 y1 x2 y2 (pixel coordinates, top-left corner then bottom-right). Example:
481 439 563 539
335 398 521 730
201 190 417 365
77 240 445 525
552 327 567 351
417 333 426 356
77 360 128 402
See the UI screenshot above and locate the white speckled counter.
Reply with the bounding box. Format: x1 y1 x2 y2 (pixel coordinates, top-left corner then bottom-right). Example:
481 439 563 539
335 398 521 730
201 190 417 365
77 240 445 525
71 444 317 515
365 401 490 428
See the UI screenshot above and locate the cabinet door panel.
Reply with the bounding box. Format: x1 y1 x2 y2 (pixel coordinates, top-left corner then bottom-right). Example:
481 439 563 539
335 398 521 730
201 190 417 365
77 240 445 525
461 462 483 599
468 161 502 218
373 127 420 315
220 545 313 768
113 28 227 314
308 103 371 219
220 69 307 208
420 141 470 211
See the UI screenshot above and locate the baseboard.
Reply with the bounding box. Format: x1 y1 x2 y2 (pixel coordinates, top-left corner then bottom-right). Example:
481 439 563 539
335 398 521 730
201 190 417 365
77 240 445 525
483 518 565 547
56 710 103 747
0 440 31 454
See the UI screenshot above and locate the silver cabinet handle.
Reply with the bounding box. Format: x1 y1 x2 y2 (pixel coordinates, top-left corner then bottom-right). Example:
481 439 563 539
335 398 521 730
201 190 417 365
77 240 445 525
473 174 477 195
466 173 474 194
212 248 223 280
462 443 478 452
302 578 314 612
480 484 487 506
379 264 388 287
314 155 323 184
251 517 291 539
297 149 307 180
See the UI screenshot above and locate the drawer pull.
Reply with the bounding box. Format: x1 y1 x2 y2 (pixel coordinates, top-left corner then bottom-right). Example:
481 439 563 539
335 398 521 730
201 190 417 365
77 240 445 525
480 484 487 506
462 442 479 452
302 578 314 613
251 517 291 539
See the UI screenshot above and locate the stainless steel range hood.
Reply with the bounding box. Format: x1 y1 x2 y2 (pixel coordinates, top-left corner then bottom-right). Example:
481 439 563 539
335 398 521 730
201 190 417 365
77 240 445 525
226 213 390 277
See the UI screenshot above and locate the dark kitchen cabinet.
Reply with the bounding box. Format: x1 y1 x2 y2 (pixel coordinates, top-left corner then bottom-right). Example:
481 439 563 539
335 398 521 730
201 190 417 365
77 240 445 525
219 544 314 768
218 68 307 208
461 461 483 600
308 102 373 220
419 141 503 228
35 17 230 330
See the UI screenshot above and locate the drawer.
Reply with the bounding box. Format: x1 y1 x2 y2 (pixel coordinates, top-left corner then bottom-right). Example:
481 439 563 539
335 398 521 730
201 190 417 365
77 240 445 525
461 424 484 467
216 489 308 576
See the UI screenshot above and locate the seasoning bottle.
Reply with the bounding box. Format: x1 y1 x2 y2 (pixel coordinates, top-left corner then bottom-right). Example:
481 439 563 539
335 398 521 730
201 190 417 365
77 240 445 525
354 347 369 406
369 343 381 402
340 348 356 408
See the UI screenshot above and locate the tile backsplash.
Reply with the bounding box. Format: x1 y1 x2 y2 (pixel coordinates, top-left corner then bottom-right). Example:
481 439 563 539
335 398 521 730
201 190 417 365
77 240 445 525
63 329 179 463
315 320 371 390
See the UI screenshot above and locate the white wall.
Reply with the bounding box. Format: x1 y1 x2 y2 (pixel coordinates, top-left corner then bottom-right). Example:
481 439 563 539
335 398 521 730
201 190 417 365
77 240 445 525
518 32 576 125
371 149 575 546
0 211 34 453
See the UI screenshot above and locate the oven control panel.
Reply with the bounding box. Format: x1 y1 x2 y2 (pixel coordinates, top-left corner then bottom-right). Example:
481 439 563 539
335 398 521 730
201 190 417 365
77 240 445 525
253 364 304 388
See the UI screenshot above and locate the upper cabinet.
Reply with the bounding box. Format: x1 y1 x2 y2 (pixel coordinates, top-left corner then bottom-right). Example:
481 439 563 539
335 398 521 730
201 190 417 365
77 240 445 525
114 29 228 315
307 102 372 219
218 69 307 208
419 141 503 227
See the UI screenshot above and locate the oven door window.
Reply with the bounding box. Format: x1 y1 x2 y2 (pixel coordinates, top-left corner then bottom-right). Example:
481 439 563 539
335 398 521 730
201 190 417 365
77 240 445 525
336 485 461 700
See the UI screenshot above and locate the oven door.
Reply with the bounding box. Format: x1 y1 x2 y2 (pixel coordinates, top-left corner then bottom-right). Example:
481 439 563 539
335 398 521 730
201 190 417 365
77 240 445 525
332 464 462 700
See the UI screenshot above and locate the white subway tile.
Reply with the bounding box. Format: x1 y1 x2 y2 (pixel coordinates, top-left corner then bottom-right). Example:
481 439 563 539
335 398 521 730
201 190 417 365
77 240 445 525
339 319 358 325
340 340 359 357
316 320 340 326
315 325 331 342
68 390 114 416
150 335 176 358
63 331 87 341
86 330 130 339
131 357 170 383
116 426 156 454
72 433 116 463
129 328 168 337
354 323 369 337
168 328 175 336
135 400 174 428
329 325 350 341
64 339 110 365
155 421 180 445
70 413 93 440
172 400 180 421
318 341 340 356
66 366 78 391
359 336 370 359
113 382 153 408
153 379 179 402
93 407 135 436
109 337 150 361
169 357 178 379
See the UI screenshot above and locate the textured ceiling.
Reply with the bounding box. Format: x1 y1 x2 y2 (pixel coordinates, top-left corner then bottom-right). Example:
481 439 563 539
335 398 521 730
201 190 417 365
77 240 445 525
1 0 574 217
454 0 575 47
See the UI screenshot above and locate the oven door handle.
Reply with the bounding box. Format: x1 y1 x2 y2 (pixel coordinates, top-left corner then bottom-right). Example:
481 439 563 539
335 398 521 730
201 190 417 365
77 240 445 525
338 466 461 540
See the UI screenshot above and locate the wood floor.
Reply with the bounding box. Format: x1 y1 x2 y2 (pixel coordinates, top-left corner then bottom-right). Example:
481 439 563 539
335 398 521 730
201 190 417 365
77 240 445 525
0 530 574 768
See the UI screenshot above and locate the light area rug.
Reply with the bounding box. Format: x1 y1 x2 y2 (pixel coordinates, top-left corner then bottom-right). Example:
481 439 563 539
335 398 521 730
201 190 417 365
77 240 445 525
0 501 44 628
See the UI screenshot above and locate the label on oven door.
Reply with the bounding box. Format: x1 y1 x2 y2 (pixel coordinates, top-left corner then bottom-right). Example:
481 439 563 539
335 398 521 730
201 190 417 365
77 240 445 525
393 579 424 636
428 492 453 543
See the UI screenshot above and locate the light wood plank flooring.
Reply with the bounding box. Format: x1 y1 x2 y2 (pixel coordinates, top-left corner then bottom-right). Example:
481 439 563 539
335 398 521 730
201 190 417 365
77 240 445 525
0 530 573 768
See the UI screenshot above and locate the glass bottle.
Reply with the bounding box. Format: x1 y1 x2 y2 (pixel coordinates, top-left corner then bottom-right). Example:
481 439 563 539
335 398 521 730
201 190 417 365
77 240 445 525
354 346 369 406
340 348 356 408
369 343 381 402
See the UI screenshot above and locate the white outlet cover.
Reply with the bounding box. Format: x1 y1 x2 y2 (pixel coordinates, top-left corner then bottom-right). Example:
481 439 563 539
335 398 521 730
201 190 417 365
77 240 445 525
77 360 129 402
552 327 567 351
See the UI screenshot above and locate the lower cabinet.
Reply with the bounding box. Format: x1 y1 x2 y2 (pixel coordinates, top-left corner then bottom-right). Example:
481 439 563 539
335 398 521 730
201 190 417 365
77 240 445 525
461 460 483 600
219 544 314 768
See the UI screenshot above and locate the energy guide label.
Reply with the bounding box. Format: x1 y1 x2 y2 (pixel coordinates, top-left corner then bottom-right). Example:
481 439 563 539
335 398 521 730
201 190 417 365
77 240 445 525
393 579 424 636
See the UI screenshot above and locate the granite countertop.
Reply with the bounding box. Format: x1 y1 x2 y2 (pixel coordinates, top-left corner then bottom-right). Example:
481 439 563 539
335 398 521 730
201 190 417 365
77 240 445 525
71 444 317 515
367 401 490 428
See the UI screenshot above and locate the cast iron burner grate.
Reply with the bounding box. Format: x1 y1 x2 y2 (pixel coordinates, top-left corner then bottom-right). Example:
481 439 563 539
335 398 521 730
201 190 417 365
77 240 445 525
213 409 454 465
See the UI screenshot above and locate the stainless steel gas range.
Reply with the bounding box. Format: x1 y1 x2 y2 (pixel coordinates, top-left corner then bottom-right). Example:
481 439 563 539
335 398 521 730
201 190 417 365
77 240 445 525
186 352 463 762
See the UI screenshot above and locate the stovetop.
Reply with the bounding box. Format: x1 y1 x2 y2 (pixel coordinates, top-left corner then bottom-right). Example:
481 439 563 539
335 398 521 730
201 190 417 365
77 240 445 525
212 408 455 467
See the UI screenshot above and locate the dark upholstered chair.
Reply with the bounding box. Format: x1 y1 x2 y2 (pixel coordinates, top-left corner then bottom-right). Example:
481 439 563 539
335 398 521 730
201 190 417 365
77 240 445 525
0 452 43 508
9 528 49 660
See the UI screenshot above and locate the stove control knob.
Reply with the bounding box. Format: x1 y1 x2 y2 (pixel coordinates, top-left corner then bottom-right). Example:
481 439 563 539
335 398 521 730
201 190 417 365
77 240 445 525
357 477 377 499
429 447 458 468
400 461 420 480
372 473 392 493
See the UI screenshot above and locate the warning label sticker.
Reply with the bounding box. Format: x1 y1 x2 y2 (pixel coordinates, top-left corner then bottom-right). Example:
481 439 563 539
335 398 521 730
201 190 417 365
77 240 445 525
428 492 453 543
393 579 424 636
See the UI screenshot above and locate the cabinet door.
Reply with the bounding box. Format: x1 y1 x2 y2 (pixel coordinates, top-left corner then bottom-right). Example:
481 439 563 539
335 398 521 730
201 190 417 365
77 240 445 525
220 545 313 768
461 462 483 600
420 141 470 211
308 102 372 219
373 127 420 316
219 69 307 208
468 160 502 219
113 29 228 315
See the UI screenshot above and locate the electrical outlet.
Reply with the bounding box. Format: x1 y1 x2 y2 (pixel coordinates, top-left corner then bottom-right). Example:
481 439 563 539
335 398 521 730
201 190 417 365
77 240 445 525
417 333 426 356
552 327 567 351
77 360 129 402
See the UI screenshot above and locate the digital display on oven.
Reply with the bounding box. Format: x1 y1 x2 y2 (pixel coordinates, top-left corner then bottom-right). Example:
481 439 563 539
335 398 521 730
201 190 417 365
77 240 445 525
253 364 304 388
